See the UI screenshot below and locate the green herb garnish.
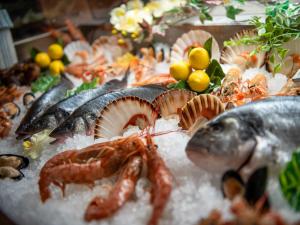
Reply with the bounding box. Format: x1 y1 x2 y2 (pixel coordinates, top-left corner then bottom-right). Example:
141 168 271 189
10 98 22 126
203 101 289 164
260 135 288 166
167 80 189 90
66 78 98 97
279 150 300 211
204 59 225 93
31 73 60 93
225 0 300 73
203 37 212 58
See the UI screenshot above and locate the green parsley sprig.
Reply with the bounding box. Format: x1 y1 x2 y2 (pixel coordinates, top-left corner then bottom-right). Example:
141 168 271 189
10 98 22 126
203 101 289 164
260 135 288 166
224 0 300 73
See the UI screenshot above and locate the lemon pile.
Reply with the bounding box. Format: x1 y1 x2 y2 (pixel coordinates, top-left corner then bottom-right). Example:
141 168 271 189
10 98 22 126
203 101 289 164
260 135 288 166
34 44 65 75
170 47 211 92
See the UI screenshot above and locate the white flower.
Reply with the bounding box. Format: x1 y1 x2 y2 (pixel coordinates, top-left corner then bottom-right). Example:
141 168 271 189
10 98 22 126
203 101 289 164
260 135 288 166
110 4 126 27
127 0 144 10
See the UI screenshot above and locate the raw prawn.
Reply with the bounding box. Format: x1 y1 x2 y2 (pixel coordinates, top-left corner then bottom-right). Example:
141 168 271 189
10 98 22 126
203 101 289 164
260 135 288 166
145 135 173 225
132 73 176 87
39 135 173 225
85 155 143 221
38 136 145 202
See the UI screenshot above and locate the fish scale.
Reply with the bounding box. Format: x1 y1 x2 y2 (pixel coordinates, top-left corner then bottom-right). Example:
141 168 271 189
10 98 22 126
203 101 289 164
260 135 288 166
49 85 167 141
21 71 130 137
15 75 74 139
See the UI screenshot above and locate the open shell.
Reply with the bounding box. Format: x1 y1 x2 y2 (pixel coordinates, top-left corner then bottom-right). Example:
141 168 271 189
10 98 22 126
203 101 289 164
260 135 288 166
0 154 29 170
179 94 225 133
267 38 300 78
221 30 266 70
94 96 157 139
64 41 93 64
153 89 196 117
23 93 35 108
170 30 220 63
2 102 20 119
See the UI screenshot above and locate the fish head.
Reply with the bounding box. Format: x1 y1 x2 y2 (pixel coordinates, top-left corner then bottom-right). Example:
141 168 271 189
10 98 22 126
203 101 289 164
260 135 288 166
49 116 86 142
24 115 56 136
186 116 258 172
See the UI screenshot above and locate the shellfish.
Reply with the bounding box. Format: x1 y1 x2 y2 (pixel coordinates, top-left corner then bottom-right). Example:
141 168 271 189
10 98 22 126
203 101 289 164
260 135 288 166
170 30 220 63
179 94 225 133
221 30 266 70
94 96 158 139
153 89 196 117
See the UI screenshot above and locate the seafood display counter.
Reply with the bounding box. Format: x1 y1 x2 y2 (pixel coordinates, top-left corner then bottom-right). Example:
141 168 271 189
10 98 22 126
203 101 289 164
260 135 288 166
1 1 300 225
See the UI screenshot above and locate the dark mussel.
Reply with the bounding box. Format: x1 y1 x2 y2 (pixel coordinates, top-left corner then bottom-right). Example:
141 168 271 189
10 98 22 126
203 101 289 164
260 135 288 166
23 92 35 108
221 170 245 200
221 166 269 209
245 166 268 206
0 154 29 170
0 166 24 180
2 102 20 119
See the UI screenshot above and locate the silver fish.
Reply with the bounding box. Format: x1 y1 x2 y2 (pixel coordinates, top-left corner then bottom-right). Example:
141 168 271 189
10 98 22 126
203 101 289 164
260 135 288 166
21 70 129 136
15 75 74 139
49 85 167 142
186 96 300 172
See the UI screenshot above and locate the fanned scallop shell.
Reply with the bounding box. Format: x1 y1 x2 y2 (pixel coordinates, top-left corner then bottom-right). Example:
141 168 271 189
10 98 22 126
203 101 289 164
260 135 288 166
221 30 266 70
94 96 157 139
153 89 196 117
92 36 133 63
170 30 220 63
267 38 300 78
179 94 225 132
64 41 93 64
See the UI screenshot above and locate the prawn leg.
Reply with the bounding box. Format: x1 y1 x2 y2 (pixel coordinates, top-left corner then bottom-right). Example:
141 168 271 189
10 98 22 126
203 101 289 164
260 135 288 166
84 155 143 221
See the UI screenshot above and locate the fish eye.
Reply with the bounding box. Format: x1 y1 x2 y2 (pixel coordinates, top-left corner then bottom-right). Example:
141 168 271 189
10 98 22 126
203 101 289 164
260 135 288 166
211 124 223 132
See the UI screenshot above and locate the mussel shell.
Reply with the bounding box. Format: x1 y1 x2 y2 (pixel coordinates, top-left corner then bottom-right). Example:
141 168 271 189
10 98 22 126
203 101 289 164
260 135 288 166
0 154 29 170
221 170 245 200
23 92 35 108
0 166 24 180
245 166 268 206
2 102 20 119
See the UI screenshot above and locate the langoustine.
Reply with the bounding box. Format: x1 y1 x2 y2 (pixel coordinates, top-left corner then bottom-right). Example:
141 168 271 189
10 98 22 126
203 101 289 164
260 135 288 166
38 135 173 225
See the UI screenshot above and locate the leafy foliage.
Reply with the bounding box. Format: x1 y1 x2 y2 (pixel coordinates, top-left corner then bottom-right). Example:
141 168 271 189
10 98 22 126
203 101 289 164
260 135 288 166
204 59 225 93
279 150 300 211
225 0 300 73
187 0 245 23
31 73 60 93
66 78 98 97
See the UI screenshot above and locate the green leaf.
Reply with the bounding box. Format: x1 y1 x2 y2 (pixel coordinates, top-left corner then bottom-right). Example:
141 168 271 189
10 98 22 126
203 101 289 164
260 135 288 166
279 150 300 211
203 37 212 58
31 73 60 93
168 80 189 90
204 59 225 93
61 54 71 66
66 78 98 97
225 5 243 20
30 48 40 60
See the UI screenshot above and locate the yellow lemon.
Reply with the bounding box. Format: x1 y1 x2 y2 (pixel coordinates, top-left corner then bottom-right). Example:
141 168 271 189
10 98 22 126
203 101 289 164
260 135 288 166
188 47 210 70
35 52 51 68
169 61 191 81
187 70 210 92
49 60 64 75
48 44 64 60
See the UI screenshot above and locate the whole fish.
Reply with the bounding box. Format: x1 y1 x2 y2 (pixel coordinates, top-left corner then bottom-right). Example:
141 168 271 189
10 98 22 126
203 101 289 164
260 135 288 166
21 70 129 136
49 85 167 142
186 96 300 172
16 75 74 139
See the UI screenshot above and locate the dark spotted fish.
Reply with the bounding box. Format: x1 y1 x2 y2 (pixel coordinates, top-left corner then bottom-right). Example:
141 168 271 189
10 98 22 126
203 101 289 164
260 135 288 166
21 70 129 136
186 96 300 172
16 75 74 139
49 85 167 142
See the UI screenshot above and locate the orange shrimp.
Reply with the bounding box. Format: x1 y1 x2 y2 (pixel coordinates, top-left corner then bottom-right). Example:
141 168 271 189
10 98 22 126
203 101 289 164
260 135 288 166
132 73 176 87
84 155 143 221
246 73 268 101
39 136 145 202
65 19 86 41
145 135 173 225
